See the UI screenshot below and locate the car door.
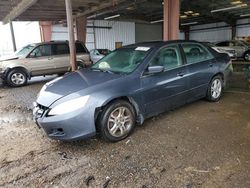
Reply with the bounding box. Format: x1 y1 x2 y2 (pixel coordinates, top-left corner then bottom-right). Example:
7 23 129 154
27 44 56 76
51 43 70 73
140 44 189 117
180 43 216 101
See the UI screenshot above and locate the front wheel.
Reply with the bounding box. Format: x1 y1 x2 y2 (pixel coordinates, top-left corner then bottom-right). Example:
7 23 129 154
6 69 28 87
206 76 223 102
244 51 250 61
97 100 136 142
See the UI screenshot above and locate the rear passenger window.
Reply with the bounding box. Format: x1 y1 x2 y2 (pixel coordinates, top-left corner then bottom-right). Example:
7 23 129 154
182 43 214 64
52 44 69 55
150 45 182 70
76 42 87 53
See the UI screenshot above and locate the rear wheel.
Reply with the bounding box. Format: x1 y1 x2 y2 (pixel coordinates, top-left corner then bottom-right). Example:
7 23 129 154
97 100 136 142
206 75 223 102
6 69 28 87
244 51 250 61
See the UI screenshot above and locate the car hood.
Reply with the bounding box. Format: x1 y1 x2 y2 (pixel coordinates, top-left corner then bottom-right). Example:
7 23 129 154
216 47 234 51
36 69 122 107
0 55 19 62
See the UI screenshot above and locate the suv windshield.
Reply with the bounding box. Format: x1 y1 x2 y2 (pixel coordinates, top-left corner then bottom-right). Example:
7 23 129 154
203 42 216 47
15 44 35 56
241 40 250 47
91 47 150 74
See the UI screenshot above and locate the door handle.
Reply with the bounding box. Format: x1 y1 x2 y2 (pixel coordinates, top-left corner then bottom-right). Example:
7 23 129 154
177 72 185 77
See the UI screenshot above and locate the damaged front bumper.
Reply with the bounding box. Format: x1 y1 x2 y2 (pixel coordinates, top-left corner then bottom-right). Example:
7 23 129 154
33 102 96 141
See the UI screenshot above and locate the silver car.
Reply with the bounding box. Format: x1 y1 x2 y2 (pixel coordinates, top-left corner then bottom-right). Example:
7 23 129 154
216 40 250 61
203 42 237 60
90 49 111 63
0 41 91 87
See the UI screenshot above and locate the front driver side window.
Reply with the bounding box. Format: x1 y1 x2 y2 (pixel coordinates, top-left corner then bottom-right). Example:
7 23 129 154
149 45 182 70
30 45 51 57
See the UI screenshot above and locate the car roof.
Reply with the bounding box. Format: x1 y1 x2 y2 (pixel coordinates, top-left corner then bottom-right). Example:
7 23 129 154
32 40 82 46
124 40 201 49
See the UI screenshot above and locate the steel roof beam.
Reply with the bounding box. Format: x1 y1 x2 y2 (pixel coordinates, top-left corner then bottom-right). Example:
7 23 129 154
2 0 38 24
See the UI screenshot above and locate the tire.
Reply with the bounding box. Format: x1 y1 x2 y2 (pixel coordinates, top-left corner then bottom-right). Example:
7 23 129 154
6 69 28 87
76 61 86 69
244 51 250 61
97 100 136 142
206 75 223 102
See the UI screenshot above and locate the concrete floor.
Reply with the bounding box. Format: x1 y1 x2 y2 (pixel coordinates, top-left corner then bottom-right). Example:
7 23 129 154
0 75 250 188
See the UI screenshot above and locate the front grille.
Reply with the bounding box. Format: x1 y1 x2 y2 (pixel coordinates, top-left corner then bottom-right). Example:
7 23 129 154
34 103 49 118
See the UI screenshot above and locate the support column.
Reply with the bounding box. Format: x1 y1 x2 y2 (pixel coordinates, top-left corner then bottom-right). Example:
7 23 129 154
9 21 17 52
163 0 180 41
76 16 87 43
65 0 77 71
39 21 52 42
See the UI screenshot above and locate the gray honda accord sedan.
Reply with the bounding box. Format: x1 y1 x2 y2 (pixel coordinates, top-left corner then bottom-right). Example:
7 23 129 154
33 40 233 142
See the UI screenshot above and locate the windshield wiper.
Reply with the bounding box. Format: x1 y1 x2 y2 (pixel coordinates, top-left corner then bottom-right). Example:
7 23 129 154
90 67 117 74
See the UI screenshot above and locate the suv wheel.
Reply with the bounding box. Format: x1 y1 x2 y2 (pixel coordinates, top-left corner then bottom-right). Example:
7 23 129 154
97 100 136 142
6 69 28 87
244 51 250 61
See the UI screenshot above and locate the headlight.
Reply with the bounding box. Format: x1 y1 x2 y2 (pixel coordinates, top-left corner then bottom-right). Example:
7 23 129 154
48 95 90 116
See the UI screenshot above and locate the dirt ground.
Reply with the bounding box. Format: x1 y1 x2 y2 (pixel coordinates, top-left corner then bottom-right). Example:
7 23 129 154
0 75 250 188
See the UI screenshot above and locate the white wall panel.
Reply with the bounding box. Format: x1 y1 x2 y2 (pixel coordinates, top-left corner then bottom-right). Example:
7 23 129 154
190 22 227 30
51 19 250 48
189 27 231 42
237 18 250 24
237 25 250 37
51 20 135 51
94 20 135 50
189 22 231 42
189 20 250 42
236 19 250 37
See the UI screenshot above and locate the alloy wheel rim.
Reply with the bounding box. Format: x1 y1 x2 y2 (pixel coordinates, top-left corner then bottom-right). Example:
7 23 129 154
211 79 222 99
245 53 250 61
11 73 25 85
107 107 132 138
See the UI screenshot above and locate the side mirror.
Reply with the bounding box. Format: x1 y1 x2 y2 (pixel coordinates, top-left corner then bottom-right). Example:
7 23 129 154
146 65 164 74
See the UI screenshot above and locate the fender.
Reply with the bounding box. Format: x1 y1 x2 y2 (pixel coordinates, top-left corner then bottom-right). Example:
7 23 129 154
4 66 31 79
97 95 145 124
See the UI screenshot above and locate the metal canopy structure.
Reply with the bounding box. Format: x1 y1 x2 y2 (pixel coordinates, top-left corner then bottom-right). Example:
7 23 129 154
1 0 250 27
1 0 250 70
0 0 128 23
